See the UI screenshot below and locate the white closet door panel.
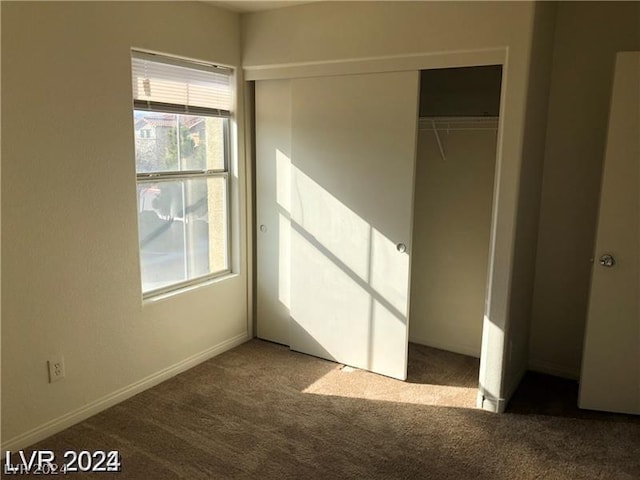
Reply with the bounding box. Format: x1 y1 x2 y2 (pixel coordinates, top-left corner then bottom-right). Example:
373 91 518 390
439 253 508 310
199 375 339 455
289 72 419 380
255 80 292 345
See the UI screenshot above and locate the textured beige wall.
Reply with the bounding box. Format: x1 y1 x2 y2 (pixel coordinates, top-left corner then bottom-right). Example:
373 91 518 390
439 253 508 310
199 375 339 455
242 1 531 67
530 2 640 379
1 1 247 447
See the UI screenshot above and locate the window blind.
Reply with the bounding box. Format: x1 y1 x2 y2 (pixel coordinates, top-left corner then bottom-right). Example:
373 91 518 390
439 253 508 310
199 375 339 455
132 51 232 116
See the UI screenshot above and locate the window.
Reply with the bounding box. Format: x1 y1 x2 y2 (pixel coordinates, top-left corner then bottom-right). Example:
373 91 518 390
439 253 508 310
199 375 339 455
131 51 233 296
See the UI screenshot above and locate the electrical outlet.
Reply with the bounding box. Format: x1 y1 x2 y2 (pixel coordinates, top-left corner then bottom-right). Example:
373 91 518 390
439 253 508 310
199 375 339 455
47 356 65 383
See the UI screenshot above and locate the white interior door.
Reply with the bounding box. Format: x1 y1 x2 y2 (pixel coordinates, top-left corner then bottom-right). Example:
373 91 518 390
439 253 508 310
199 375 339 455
288 72 419 380
579 52 640 414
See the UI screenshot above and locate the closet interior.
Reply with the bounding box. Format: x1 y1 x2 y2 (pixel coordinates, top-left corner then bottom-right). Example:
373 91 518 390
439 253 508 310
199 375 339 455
409 66 503 366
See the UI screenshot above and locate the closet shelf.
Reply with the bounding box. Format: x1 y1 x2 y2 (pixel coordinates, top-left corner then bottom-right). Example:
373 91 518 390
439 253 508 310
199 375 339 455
419 116 499 162
418 116 499 132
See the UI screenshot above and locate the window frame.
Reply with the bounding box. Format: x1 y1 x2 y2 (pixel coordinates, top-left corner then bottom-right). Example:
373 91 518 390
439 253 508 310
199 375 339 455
131 51 234 299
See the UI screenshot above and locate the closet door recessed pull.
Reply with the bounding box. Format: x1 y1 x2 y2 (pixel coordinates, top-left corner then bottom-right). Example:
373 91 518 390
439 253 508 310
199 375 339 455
396 243 407 253
599 254 615 267
259 224 267 233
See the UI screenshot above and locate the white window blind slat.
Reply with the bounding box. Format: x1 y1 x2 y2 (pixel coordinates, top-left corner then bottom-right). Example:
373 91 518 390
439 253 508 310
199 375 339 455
131 51 232 112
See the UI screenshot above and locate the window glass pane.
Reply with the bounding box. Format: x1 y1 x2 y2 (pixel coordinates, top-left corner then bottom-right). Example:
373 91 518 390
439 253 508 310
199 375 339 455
134 112 225 173
137 177 228 293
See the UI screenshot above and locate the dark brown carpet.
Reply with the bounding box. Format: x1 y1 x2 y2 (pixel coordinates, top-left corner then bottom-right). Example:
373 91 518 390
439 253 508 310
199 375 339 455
16 340 640 479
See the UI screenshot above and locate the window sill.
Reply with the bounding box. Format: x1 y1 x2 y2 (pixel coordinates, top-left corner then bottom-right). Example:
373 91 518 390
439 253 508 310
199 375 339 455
142 271 238 306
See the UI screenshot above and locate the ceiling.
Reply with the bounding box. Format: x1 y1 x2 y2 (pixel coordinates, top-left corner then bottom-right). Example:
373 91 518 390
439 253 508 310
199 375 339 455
206 1 316 13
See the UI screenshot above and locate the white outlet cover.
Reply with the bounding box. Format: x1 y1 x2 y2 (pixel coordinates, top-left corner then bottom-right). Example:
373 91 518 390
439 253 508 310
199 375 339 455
48 356 65 383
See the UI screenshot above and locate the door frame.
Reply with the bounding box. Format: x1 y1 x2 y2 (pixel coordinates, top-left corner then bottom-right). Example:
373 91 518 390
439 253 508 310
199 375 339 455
245 47 515 412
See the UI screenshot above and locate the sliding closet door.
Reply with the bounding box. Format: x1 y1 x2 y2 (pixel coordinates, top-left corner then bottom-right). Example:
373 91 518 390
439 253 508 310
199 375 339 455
289 72 419 380
255 80 292 345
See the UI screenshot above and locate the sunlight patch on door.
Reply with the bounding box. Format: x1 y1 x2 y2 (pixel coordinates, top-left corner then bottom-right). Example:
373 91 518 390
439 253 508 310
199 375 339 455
276 147 411 379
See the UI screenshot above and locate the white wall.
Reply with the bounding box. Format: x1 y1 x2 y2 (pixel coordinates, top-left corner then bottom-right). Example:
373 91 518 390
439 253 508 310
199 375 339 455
409 127 497 358
530 1 640 379
502 1 557 398
243 1 543 409
1 2 249 449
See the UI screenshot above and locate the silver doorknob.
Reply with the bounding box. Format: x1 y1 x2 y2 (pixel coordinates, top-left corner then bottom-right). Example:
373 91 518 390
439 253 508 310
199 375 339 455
259 224 267 233
599 254 615 267
396 243 407 253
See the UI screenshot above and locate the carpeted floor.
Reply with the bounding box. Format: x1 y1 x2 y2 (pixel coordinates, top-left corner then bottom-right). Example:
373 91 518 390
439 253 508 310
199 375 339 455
18 340 640 479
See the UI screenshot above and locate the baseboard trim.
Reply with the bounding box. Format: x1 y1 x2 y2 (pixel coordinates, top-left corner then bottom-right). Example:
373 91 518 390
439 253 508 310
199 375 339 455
528 359 579 380
409 336 480 358
476 390 506 413
1 332 249 453
476 365 526 414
